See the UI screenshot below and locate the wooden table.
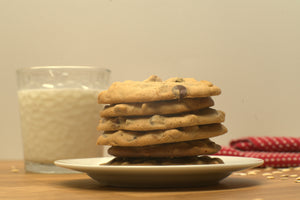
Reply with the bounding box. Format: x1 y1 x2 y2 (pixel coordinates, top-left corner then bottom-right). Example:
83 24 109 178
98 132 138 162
1 161 299 200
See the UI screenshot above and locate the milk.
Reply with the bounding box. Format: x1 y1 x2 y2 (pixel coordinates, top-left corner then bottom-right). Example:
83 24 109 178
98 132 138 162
18 88 103 164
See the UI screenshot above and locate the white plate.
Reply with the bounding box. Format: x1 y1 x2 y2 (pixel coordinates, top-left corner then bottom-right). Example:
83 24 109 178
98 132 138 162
55 156 263 187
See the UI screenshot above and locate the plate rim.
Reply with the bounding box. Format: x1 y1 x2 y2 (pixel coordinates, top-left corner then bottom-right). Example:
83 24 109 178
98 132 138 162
54 156 264 187
54 156 264 172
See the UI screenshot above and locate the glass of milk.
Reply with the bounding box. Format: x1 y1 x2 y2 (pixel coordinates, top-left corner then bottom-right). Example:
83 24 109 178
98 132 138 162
16 66 110 173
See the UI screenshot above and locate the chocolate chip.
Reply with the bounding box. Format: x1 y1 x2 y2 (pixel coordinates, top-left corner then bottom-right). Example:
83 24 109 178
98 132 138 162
172 85 187 99
174 78 184 82
128 135 137 142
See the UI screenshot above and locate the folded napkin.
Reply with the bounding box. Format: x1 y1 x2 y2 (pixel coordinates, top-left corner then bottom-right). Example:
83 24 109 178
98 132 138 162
215 137 300 168
230 137 300 152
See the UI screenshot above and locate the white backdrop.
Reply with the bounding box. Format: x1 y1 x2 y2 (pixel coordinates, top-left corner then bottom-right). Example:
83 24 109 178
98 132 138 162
0 0 299 159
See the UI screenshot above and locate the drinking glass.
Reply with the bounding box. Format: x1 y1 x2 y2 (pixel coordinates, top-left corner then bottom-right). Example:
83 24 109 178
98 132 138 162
16 66 110 173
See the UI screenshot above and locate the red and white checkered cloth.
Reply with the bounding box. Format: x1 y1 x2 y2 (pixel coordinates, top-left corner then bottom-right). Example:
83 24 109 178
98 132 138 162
215 137 300 168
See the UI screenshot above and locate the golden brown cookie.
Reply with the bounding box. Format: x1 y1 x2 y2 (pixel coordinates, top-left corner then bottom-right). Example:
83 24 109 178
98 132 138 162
98 75 221 104
100 97 214 118
97 123 227 147
103 156 224 165
98 108 225 131
107 139 221 157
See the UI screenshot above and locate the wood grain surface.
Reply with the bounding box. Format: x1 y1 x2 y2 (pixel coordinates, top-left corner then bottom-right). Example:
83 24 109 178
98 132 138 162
1 161 299 200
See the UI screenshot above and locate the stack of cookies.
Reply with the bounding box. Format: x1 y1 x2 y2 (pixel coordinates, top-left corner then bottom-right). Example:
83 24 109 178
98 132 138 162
97 75 227 165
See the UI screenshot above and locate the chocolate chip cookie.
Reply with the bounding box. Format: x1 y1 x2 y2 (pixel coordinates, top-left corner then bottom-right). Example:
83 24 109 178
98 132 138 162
107 138 221 157
98 108 225 131
98 75 221 104
97 123 227 147
100 97 214 117
103 156 224 165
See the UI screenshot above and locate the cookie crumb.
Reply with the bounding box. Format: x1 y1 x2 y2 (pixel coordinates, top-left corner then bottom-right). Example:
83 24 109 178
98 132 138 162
266 176 275 179
248 171 258 175
262 173 272 176
264 167 273 171
280 174 289 177
281 168 291 172
10 166 19 173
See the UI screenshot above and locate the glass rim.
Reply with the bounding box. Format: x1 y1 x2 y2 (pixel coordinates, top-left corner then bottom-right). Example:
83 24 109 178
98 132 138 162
16 66 111 74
